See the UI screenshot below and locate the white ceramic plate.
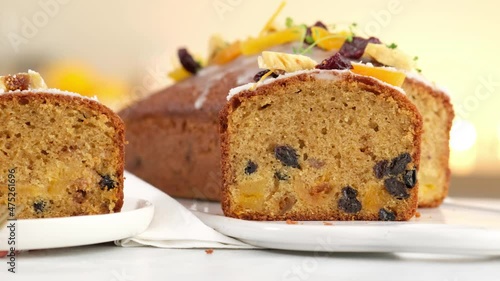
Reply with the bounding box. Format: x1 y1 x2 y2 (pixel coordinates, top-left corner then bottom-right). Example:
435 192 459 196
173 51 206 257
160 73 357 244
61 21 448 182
0 197 154 251
180 198 500 255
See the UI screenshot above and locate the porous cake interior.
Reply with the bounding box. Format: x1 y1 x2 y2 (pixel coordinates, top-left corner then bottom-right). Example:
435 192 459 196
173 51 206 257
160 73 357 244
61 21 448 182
223 76 420 220
403 80 453 207
0 93 123 219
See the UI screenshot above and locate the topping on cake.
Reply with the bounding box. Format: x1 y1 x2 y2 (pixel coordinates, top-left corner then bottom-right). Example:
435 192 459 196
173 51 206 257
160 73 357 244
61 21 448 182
0 70 48 92
257 51 317 72
364 43 416 71
166 1 420 84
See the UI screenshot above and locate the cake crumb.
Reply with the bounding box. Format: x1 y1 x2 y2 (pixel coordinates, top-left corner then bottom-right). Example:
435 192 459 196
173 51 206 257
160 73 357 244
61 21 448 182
415 211 421 218
286 219 298 225
205 249 214 254
322 222 333 225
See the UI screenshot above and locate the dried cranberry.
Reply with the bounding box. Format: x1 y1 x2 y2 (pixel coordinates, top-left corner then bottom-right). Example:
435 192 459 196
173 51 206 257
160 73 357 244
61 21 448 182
178 48 201 74
338 186 362 213
373 160 389 179
339 37 382 59
403 169 417 188
274 145 300 168
379 208 396 221
99 174 116 191
384 177 409 199
315 53 353 70
253 69 282 82
388 153 412 176
244 161 258 175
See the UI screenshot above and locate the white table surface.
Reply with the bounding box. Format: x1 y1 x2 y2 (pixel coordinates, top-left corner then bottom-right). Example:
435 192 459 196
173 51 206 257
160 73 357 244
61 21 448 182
2 198 500 281
1 243 500 280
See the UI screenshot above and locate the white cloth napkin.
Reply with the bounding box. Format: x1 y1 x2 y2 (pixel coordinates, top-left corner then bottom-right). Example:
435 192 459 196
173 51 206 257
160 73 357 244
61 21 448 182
115 172 254 249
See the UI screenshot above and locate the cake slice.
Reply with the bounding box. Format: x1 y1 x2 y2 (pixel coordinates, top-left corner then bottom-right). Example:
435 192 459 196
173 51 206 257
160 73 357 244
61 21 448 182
0 71 125 219
220 55 423 221
402 76 454 207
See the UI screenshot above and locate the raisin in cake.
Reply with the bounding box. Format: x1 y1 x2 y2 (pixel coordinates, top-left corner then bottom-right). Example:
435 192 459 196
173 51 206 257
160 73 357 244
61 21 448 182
219 53 423 221
0 71 125 219
120 13 452 208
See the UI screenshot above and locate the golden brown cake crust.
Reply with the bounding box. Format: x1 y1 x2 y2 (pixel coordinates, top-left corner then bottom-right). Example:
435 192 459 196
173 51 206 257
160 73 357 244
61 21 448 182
403 77 454 208
220 71 423 221
0 92 125 216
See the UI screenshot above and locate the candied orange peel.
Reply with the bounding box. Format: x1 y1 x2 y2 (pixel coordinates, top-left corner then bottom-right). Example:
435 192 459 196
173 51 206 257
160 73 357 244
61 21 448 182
351 63 406 87
310 27 350 51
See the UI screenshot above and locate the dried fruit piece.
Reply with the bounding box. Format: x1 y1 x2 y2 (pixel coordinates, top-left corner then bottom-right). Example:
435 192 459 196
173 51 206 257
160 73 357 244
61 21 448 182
338 186 362 213
258 51 317 72
364 43 416 70
308 158 325 169
315 53 352 70
99 174 116 190
389 153 412 176
241 27 303 55
384 177 409 199
351 63 406 87
207 34 229 63
305 21 328 44
310 27 350 51
279 195 297 214
373 160 389 179
339 36 381 59
253 69 283 82
244 160 258 175
1 73 30 91
274 170 289 181
178 48 201 74
73 189 87 204
33 200 46 213
403 169 417 188
167 67 191 82
274 145 300 168
211 41 242 65
379 208 396 221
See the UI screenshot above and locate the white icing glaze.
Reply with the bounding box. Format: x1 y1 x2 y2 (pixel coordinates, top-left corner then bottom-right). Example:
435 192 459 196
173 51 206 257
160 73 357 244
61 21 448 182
1 88 99 101
194 71 227 109
227 68 406 101
404 71 450 96
192 43 319 110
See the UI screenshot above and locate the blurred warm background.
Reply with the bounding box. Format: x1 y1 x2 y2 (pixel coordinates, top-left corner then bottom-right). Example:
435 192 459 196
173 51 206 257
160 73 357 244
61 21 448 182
1 0 498 196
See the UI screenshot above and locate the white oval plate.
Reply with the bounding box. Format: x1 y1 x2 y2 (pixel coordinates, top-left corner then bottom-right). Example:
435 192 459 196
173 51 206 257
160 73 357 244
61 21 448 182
0 197 154 251
180 198 500 256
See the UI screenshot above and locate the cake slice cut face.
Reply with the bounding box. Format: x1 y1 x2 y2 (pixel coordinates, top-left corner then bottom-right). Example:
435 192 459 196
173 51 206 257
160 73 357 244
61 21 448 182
0 71 125 219
220 70 423 221
402 77 454 207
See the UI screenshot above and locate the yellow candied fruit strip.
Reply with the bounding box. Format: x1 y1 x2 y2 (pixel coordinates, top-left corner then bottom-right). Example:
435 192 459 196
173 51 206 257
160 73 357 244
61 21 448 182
241 27 303 56
364 43 415 71
259 1 287 36
310 27 350 51
351 63 406 87
167 67 191 82
211 41 242 65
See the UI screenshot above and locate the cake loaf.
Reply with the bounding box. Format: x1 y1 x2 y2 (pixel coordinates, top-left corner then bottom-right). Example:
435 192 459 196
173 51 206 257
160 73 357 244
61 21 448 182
119 13 453 207
0 71 125 219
